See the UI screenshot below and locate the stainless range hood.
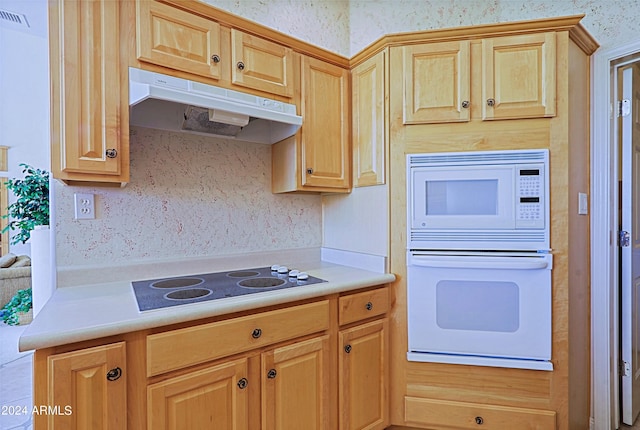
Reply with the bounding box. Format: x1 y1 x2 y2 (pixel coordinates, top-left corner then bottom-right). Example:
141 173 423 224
129 67 302 144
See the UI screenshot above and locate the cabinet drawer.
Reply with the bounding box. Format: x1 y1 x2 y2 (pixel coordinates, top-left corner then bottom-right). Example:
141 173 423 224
339 287 389 326
147 300 330 376
405 397 556 430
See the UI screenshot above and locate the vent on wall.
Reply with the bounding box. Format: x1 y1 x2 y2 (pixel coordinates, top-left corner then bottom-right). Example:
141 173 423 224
0 8 30 30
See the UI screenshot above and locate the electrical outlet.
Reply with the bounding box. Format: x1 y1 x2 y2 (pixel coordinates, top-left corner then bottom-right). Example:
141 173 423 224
74 193 95 220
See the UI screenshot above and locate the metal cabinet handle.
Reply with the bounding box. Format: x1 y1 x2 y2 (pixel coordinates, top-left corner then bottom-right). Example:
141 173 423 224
475 416 484 425
211 54 220 63
237 61 245 70
365 302 373 311
106 367 122 381
237 378 248 389
306 168 313 174
105 148 117 159
251 328 262 339
344 344 352 353
461 100 470 109
267 369 277 379
486 98 495 107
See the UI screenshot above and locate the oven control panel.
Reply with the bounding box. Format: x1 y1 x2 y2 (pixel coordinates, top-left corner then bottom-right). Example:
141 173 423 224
516 165 545 229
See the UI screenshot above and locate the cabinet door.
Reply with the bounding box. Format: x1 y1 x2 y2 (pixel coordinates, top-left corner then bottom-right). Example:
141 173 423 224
50 0 128 183
339 319 388 430
352 51 386 187
136 0 222 80
262 335 330 430
301 57 350 189
47 342 126 429
482 33 556 120
402 41 470 124
231 29 294 98
148 358 249 430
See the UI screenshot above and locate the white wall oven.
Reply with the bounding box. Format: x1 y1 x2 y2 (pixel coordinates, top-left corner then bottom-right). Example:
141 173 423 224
406 149 553 371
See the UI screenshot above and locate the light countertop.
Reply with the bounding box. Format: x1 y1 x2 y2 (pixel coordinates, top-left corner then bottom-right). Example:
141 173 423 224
19 253 395 352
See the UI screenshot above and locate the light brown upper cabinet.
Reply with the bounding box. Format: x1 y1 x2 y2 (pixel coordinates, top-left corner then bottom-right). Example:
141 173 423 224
402 41 470 124
231 29 294 98
136 0 222 81
272 56 350 193
482 33 556 120
401 32 556 124
49 0 129 185
300 56 351 189
352 50 387 187
136 1 294 100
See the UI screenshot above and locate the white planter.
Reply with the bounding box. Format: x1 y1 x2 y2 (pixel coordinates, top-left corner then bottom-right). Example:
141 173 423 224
30 225 53 317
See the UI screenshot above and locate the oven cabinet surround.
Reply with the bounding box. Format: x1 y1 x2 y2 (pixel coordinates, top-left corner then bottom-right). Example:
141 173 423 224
353 15 596 430
49 0 130 186
272 56 351 193
32 286 390 430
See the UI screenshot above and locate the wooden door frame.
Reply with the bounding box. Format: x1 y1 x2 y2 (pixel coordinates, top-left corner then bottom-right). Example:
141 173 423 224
591 38 640 430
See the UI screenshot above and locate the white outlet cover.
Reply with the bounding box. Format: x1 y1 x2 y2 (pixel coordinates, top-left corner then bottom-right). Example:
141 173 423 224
578 192 588 215
74 193 95 220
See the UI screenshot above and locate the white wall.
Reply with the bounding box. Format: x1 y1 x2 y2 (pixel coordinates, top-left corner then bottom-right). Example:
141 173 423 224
0 0 50 256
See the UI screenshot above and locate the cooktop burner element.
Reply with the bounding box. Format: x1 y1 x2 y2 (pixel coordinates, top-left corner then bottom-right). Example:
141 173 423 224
131 266 326 311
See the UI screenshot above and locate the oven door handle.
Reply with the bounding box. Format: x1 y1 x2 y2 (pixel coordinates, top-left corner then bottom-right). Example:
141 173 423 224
409 255 550 270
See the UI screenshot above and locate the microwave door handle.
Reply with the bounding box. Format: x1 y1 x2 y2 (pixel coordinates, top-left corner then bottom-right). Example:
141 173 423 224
410 256 549 270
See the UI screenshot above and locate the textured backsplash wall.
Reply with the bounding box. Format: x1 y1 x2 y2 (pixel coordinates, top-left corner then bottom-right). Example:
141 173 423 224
54 127 322 266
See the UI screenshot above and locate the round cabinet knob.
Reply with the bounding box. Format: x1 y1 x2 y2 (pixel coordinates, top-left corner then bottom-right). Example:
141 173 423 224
211 54 220 63
251 328 262 339
237 378 248 389
105 149 118 159
461 100 470 109
486 98 495 107
106 367 122 381
267 369 277 379
344 344 352 353
237 61 245 70
365 302 373 311
306 168 313 175
475 416 484 425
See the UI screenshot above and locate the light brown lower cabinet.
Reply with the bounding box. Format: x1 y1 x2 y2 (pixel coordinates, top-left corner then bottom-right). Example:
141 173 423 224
147 358 250 430
339 319 388 430
32 287 390 430
262 335 330 430
34 342 127 430
405 397 556 430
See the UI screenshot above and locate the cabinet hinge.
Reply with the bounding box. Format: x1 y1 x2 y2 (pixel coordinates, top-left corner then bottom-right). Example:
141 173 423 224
621 360 631 377
619 230 630 247
618 99 631 117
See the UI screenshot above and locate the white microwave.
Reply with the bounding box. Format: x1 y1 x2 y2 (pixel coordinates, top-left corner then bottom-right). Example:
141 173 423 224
407 149 549 251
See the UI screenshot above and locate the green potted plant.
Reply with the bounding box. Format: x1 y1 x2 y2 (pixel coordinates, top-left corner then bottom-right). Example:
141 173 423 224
0 288 33 325
0 164 50 324
2 163 50 244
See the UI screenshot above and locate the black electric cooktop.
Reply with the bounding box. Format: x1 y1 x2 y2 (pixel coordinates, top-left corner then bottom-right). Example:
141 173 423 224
131 266 327 312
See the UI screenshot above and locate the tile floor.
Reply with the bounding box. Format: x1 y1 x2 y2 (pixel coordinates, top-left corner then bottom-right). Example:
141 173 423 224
0 323 33 430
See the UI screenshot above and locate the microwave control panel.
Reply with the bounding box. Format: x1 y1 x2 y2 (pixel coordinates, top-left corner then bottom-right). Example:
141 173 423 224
516 165 545 229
